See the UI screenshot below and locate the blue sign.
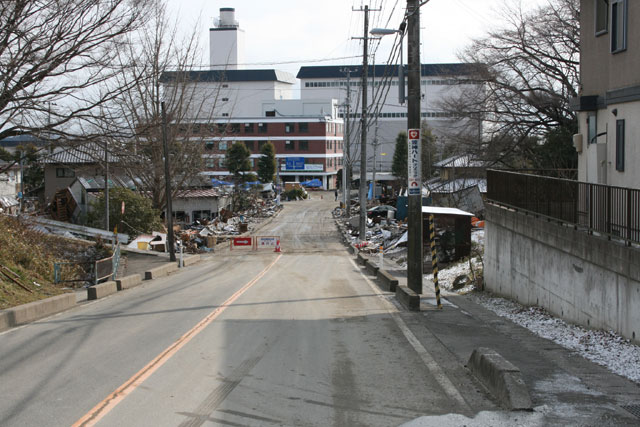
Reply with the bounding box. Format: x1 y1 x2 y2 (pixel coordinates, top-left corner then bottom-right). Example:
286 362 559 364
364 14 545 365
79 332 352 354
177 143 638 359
285 157 305 171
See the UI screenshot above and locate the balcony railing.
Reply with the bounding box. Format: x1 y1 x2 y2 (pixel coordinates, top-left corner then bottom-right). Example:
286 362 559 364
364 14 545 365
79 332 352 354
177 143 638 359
487 169 640 245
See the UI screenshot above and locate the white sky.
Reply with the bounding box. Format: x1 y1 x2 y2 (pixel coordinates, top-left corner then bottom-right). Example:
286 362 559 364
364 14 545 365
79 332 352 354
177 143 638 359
167 0 548 79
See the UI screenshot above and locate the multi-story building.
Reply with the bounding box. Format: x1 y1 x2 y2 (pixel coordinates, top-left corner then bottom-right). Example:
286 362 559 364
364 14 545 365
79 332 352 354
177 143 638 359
297 64 481 173
572 0 639 188
162 8 344 190
191 99 344 190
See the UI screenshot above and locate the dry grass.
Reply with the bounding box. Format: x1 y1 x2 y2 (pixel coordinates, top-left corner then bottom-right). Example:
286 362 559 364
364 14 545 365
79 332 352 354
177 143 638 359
0 215 98 310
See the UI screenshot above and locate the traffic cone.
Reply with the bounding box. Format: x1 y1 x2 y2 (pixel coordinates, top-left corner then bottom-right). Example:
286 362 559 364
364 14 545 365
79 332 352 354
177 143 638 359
274 239 281 253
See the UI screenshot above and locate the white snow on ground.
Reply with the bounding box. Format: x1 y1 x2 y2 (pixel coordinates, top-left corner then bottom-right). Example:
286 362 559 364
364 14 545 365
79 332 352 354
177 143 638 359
471 292 640 384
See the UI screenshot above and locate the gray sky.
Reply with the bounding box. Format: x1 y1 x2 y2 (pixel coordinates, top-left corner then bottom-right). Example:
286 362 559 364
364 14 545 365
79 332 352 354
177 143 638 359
167 0 548 78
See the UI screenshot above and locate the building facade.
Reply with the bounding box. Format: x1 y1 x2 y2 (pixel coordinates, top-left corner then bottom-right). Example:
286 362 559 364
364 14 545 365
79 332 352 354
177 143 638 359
297 64 482 173
572 0 639 189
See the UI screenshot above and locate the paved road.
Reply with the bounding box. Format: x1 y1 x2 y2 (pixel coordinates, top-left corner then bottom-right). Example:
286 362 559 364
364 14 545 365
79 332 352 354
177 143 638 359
3 193 637 426
0 194 495 426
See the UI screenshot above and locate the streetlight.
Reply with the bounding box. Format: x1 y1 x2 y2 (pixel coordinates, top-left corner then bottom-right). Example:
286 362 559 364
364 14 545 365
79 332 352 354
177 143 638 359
370 26 406 105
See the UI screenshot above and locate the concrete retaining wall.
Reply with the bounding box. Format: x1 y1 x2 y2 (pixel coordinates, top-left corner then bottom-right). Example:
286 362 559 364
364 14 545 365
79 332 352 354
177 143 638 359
6 293 76 326
485 204 640 344
88 281 117 300
377 270 399 292
365 259 379 276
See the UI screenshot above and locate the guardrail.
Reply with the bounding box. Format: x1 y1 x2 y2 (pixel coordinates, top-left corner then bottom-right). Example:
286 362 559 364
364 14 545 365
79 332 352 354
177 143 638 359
487 169 640 245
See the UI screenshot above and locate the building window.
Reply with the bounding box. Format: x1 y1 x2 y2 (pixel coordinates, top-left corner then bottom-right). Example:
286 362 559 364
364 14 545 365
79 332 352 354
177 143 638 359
219 141 228 150
285 141 295 151
56 167 75 178
611 0 627 53
616 119 625 171
299 140 308 151
230 123 240 133
192 124 201 134
587 112 597 144
244 140 255 151
217 124 226 134
205 141 215 150
244 123 254 133
249 159 255 168
285 123 295 134
205 158 215 168
222 113 229 117
219 158 225 168
222 97 229 102
299 122 309 133
258 141 267 150
258 123 267 133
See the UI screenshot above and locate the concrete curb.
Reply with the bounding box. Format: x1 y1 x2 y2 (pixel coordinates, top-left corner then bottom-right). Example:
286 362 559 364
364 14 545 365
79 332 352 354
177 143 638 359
376 269 399 292
181 254 201 267
144 263 178 280
395 285 420 311
0 310 11 332
364 259 379 275
88 281 117 300
116 274 142 291
4 293 76 327
356 253 367 266
467 347 533 411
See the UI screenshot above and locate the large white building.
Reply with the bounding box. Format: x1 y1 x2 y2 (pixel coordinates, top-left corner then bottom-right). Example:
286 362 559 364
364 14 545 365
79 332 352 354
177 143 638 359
297 64 482 173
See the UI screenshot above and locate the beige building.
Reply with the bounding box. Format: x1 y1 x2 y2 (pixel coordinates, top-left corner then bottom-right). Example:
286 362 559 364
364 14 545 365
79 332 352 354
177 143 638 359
572 0 639 189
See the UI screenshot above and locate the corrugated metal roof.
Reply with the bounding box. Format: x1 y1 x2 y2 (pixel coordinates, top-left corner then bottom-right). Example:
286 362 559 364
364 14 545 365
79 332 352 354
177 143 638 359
422 206 474 216
40 143 119 164
77 176 136 190
428 178 487 193
434 154 486 168
296 63 479 79
0 196 19 208
161 69 296 84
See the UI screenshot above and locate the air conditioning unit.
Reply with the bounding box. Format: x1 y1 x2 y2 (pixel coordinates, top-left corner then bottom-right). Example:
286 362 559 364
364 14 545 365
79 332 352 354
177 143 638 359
573 133 583 153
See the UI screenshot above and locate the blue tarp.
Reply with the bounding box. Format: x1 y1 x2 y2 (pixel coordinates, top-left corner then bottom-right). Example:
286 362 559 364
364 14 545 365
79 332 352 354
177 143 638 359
300 179 322 188
211 179 233 187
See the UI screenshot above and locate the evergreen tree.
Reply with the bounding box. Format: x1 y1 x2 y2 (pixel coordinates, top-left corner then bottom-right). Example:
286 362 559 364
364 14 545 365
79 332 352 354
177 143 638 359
225 141 252 183
257 141 276 183
392 132 408 180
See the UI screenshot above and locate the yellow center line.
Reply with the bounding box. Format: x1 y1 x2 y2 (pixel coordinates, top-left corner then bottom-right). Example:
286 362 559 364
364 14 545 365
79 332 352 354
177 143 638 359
73 254 282 427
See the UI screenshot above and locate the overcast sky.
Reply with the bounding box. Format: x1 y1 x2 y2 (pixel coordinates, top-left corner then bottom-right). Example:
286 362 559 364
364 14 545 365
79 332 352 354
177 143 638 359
166 0 548 79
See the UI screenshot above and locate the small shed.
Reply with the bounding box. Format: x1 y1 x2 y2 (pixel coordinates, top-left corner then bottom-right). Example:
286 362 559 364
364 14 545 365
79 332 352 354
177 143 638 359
421 206 474 262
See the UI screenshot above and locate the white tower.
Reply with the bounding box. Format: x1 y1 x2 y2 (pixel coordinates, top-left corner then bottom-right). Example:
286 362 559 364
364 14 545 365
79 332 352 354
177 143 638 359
209 7 245 70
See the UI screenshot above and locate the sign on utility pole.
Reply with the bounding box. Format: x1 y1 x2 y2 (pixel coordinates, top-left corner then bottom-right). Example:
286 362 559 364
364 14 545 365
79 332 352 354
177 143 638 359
407 129 421 196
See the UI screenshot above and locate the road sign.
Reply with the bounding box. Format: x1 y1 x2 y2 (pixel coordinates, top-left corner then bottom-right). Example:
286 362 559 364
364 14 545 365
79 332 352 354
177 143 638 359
232 237 252 247
285 157 305 171
407 128 421 195
255 236 277 249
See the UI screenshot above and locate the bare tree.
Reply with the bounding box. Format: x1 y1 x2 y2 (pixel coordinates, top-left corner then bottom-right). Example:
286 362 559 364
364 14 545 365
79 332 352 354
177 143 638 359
440 0 580 169
99 1 223 210
0 0 151 142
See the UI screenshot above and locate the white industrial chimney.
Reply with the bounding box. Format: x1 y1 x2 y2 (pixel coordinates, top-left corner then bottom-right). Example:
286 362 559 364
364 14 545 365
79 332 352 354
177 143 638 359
210 7 245 70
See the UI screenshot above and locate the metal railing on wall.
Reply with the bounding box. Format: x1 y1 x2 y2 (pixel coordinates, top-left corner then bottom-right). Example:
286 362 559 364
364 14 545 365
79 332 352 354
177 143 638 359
487 169 640 246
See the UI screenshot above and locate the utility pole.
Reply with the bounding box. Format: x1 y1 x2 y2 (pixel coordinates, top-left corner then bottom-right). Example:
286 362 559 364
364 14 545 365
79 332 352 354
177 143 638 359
353 5 379 242
161 101 176 262
406 0 423 294
340 68 353 217
104 140 109 232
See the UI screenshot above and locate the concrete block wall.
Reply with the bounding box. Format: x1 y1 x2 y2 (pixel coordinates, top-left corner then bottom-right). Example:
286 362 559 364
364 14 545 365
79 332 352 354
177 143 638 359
485 204 640 344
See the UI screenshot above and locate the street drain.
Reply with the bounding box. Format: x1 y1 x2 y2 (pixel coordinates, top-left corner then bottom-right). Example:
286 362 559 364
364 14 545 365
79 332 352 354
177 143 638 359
621 405 640 418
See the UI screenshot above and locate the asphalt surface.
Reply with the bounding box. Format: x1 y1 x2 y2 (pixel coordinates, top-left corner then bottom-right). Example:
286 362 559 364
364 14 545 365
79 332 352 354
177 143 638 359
1 192 639 426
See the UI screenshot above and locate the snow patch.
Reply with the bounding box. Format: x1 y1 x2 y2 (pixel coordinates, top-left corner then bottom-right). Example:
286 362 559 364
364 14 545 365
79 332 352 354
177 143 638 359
472 293 640 384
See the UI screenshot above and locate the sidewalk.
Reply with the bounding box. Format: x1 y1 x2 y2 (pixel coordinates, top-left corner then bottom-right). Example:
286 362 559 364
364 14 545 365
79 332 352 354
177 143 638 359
367 264 640 425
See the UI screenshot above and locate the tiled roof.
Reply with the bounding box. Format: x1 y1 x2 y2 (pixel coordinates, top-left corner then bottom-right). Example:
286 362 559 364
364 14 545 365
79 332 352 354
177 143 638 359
174 188 221 199
434 154 487 168
40 143 119 164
